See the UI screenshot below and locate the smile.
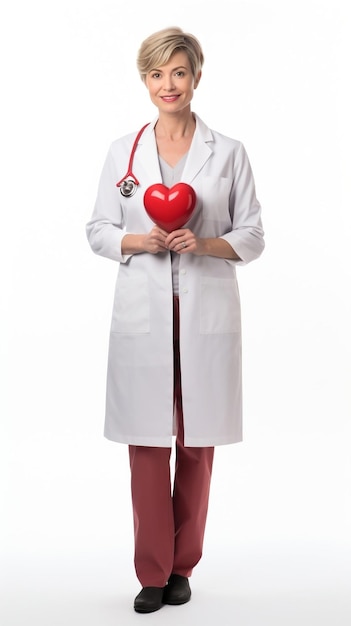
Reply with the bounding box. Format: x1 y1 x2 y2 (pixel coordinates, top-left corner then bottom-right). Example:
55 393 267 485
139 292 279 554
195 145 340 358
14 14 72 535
161 95 180 102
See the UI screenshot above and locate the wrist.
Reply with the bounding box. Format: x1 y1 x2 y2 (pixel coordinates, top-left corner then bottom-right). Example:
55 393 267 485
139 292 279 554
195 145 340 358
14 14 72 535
122 233 145 254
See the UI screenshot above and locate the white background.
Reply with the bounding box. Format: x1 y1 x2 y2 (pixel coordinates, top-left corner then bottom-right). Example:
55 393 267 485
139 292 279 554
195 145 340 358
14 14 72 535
1 0 350 624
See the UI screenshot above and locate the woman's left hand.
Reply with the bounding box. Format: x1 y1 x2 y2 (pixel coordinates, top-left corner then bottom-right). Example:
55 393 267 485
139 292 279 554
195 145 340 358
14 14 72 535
165 228 203 255
165 229 239 260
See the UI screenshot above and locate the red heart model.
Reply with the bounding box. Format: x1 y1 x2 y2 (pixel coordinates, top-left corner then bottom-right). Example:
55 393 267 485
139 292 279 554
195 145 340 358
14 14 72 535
143 183 196 232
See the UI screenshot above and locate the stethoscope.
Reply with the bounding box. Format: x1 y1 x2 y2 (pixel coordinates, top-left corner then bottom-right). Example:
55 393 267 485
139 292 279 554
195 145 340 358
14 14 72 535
116 123 150 197
116 122 197 232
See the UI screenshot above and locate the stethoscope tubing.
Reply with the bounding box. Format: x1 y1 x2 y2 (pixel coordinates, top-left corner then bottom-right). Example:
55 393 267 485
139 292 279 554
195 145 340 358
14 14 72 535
116 123 150 196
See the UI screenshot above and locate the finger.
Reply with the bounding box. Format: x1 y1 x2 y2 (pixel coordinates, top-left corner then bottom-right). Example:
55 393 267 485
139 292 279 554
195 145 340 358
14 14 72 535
164 232 176 247
173 240 187 253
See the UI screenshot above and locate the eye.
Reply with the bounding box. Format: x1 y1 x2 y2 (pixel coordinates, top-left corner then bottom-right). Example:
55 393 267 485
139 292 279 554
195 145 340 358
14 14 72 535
151 72 161 79
175 71 185 77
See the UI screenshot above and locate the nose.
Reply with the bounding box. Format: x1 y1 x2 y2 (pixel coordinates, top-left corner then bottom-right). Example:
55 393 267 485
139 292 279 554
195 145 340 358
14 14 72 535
163 75 175 91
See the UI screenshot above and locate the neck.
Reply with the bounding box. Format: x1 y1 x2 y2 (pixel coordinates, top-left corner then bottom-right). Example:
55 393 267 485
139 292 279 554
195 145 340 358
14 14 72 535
155 111 196 141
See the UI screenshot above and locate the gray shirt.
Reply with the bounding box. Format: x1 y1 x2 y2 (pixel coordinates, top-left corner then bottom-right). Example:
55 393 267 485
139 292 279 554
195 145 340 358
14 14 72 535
158 154 188 295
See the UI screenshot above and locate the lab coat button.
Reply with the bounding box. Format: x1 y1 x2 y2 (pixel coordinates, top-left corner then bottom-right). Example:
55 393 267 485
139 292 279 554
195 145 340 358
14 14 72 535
180 269 186 275
183 288 188 294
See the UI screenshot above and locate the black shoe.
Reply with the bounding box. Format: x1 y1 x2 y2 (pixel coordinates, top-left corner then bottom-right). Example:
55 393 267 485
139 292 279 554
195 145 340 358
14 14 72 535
163 574 191 605
134 586 165 613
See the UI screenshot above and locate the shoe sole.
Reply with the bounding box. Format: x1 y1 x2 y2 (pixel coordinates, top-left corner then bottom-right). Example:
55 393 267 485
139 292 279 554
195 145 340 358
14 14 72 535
134 605 163 613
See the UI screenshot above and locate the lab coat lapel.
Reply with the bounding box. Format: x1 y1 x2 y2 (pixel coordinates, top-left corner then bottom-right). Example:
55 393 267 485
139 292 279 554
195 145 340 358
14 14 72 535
182 114 213 184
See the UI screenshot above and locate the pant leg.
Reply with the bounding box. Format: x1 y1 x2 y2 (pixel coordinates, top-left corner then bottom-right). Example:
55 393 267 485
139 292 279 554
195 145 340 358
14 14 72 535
128 296 177 586
129 444 174 587
172 296 215 577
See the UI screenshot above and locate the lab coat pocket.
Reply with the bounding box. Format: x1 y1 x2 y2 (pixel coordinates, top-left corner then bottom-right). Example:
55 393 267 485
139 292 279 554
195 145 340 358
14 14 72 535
202 176 232 221
200 277 241 334
111 276 150 334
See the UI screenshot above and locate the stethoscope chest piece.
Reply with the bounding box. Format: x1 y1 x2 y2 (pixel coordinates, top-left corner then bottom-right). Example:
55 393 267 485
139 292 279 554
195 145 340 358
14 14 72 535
119 178 138 197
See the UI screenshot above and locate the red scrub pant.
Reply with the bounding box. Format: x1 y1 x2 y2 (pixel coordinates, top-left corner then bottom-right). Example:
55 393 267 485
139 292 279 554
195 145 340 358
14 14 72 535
128 297 215 587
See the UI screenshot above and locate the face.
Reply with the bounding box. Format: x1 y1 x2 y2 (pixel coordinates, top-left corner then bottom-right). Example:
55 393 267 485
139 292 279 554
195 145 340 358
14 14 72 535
145 50 201 114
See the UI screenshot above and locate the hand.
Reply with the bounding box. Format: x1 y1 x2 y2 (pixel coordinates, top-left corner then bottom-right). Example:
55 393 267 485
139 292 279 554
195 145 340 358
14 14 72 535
165 228 203 255
142 225 169 254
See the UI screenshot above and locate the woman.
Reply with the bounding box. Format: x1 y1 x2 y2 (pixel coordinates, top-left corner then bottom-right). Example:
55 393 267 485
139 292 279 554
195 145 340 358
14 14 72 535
86 27 264 613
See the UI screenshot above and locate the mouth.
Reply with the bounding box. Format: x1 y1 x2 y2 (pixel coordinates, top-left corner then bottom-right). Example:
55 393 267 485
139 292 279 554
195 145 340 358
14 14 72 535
161 95 180 102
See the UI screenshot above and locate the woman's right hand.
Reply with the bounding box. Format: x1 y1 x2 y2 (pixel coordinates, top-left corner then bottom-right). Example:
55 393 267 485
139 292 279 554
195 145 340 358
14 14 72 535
122 226 168 255
142 225 169 254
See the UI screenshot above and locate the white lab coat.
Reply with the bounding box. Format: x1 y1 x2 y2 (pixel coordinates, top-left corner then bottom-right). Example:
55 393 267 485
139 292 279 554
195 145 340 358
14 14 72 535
86 113 264 446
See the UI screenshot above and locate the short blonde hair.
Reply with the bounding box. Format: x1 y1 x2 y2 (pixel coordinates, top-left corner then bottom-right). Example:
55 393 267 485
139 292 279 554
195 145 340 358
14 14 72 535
137 27 204 82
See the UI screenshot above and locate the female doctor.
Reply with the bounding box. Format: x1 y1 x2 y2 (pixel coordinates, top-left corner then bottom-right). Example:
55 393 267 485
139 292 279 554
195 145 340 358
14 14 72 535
86 26 265 613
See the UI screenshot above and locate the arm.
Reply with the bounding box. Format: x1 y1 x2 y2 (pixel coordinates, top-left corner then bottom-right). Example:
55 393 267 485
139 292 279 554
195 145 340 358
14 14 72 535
86 147 129 262
220 142 265 264
165 230 241 259
166 142 264 262
87 145 171 260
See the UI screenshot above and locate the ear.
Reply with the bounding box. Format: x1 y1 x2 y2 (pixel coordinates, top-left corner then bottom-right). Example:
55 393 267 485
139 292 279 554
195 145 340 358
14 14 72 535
194 70 202 89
